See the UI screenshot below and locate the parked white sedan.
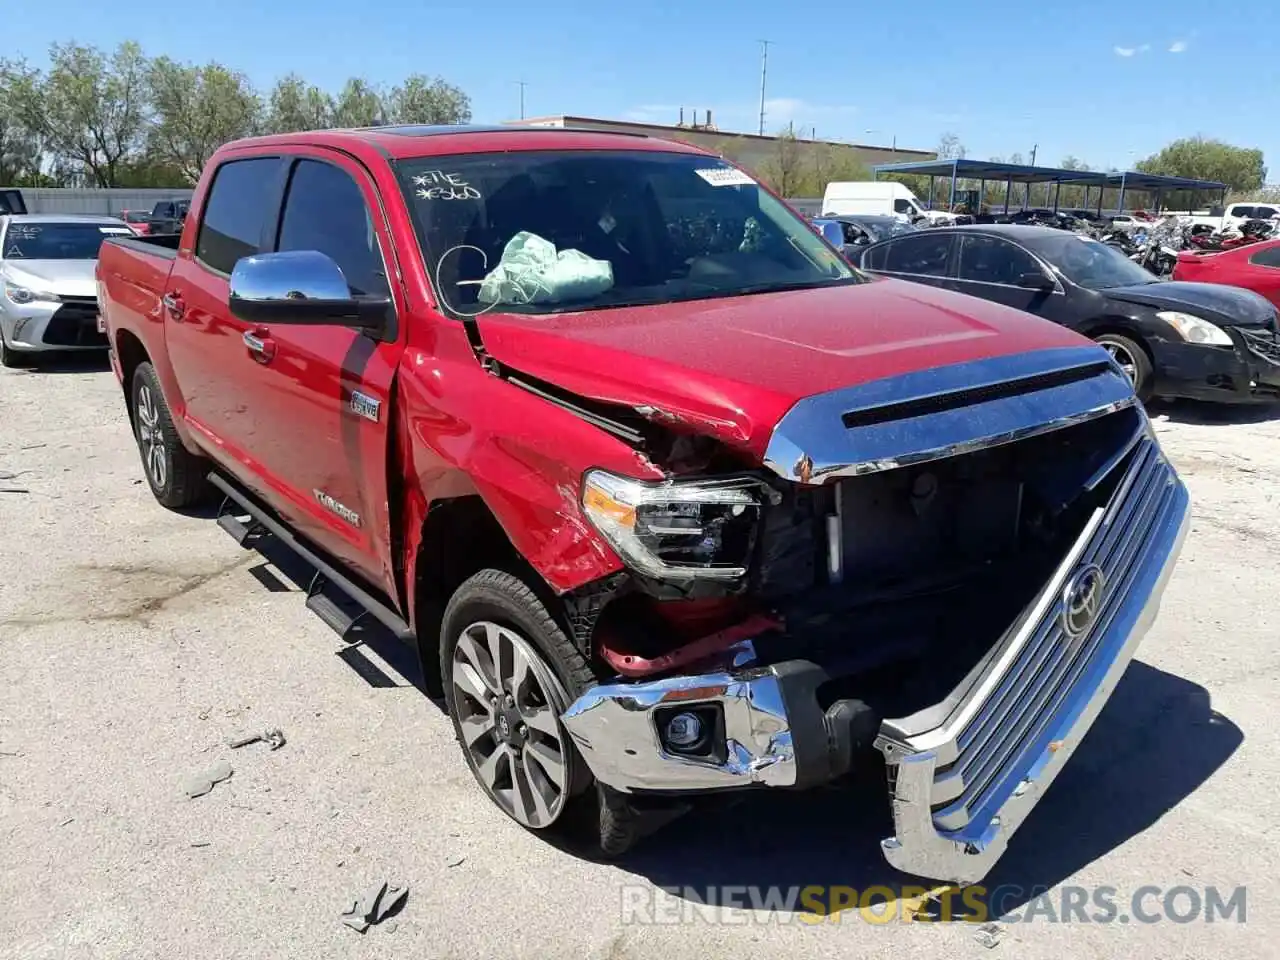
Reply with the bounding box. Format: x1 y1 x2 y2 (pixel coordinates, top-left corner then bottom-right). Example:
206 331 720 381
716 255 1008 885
0 214 134 367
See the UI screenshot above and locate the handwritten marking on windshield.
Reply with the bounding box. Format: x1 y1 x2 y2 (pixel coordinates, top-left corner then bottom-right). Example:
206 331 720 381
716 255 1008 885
413 171 481 201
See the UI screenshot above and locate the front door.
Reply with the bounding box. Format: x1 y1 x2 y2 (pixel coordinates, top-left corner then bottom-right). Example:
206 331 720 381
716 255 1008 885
947 234 1064 318
236 152 406 591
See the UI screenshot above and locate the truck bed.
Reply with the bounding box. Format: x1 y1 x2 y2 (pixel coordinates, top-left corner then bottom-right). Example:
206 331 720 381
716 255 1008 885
97 235 182 351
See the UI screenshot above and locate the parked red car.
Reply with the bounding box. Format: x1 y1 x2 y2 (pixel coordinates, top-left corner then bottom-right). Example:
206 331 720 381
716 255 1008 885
117 210 154 236
1174 239 1280 309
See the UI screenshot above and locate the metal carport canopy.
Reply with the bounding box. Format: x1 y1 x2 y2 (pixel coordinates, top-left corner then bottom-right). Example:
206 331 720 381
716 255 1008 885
869 158 1228 212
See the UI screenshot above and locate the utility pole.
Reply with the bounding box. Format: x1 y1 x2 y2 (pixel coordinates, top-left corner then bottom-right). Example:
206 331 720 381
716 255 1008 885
757 40 772 136
513 80 528 120
1030 143 1038 167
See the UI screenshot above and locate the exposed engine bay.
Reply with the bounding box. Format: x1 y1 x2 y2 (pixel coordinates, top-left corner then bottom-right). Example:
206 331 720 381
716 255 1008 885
576 402 1145 724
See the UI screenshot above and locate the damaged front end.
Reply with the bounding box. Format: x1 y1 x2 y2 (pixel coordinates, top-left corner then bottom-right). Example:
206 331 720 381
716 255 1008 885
558 344 1190 884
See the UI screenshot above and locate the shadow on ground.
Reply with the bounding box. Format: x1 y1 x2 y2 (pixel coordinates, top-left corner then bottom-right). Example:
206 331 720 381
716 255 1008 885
238 536 428 696
8 352 112 375
617 659 1241 918
1150 398 1280 425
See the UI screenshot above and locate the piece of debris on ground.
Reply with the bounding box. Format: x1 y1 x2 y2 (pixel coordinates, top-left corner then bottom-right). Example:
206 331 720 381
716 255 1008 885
184 760 233 799
974 922 1004 948
340 880 409 934
227 728 286 751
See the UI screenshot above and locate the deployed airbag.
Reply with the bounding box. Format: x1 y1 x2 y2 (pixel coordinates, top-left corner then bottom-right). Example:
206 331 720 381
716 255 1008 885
478 231 614 306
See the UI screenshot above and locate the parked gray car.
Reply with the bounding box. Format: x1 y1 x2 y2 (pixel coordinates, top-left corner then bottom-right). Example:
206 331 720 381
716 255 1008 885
0 214 133 367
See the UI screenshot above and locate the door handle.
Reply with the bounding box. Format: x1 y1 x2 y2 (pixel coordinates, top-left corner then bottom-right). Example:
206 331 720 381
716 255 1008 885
161 292 185 320
242 329 277 363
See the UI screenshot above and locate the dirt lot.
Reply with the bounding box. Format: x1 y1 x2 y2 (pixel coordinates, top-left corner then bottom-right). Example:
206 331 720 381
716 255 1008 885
1 356 1278 960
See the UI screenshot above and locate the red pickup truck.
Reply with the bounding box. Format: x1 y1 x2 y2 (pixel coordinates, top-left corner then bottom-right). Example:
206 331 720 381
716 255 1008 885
97 124 1190 882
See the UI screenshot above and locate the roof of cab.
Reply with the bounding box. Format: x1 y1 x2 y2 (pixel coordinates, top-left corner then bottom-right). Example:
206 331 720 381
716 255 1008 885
220 124 716 163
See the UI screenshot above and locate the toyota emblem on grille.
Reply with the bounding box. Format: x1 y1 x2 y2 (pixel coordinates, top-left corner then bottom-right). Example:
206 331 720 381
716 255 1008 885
1062 564 1107 639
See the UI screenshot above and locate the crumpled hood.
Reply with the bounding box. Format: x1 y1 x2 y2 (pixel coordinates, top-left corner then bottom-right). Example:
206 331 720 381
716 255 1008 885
477 278 1092 458
1 259 98 298
1103 280 1277 329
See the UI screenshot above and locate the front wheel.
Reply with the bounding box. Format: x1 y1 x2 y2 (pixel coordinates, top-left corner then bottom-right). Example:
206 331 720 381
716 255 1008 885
440 569 643 855
1094 332 1153 402
0 336 31 369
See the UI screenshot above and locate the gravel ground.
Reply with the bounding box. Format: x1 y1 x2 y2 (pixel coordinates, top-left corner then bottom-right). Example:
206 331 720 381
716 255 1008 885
1 355 1278 959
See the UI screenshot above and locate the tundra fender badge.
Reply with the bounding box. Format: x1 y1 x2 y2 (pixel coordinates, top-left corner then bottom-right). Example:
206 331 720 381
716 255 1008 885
349 390 381 423
1061 563 1106 640
314 489 361 528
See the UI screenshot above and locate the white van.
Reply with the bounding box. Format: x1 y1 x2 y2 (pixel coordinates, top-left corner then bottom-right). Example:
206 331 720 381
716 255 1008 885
821 181 954 224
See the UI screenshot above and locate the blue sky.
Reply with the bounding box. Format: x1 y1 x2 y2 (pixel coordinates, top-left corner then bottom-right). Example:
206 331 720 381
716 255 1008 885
9 0 1277 178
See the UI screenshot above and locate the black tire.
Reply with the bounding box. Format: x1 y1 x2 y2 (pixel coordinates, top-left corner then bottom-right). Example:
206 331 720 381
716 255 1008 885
1094 332 1153 402
130 361 209 508
439 569 641 856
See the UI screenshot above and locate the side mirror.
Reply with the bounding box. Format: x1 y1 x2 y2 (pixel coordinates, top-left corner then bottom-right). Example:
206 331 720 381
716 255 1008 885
813 219 845 249
1016 271 1054 290
228 250 390 332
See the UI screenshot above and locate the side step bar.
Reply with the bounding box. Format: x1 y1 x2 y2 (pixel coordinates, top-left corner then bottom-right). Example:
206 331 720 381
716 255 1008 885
207 472 415 645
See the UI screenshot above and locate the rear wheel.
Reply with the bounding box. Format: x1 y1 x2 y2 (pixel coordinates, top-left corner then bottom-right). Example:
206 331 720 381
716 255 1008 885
440 569 644 855
131 362 209 508
1094 332 1153 401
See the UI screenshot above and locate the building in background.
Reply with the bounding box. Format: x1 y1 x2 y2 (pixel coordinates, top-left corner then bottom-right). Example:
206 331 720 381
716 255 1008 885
504 112 934 174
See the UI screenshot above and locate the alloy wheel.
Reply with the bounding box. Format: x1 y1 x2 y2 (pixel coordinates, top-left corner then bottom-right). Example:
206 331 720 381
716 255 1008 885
450 621 570 829
135 383 168 490
1102 341 1138 384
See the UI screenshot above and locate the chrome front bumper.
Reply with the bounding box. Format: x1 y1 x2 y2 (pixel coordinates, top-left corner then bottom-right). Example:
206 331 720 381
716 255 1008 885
561 437 1189 884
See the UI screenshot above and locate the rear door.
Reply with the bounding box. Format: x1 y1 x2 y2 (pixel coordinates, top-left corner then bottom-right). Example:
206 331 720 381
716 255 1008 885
238 151 406 589
164 155 286 465
859 231 956 289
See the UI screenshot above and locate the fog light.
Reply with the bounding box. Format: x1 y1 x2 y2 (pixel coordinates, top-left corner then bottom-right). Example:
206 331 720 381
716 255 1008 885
665 712 704 748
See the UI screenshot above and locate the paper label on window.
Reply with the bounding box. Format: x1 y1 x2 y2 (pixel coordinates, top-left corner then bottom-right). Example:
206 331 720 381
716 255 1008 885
100 227 133 234
695 167 755 187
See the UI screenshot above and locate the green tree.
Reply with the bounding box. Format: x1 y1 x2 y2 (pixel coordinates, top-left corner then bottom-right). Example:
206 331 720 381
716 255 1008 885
13 41 149 187
1136 136 1266 193
147 57 262 184
385 74 471 125
332 78 384 128
0 60 45 184
758 129 805 197
266 73 333 133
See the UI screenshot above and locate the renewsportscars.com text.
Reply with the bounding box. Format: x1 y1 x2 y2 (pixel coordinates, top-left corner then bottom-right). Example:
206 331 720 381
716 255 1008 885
619 884 1247 925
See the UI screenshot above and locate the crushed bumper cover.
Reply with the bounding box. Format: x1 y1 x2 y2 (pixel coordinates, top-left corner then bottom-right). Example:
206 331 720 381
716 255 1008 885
561 433 1189 883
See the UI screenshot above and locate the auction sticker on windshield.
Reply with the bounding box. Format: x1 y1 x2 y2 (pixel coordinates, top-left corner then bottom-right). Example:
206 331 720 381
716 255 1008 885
695 167 756 187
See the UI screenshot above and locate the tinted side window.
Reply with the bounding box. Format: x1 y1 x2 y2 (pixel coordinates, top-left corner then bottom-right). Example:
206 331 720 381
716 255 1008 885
276 159 388 297
195 158 282 274
1230 205 1255 219
1255 206 1278 219
1248 246 1280 268
893 198 913 214
958 235 1043 284
881 233 953 277
860 241 888 270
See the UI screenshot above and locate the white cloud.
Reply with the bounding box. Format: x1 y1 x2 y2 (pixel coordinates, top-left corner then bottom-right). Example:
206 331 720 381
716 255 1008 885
1114 46 1136 57
1169 40 1189 53
1140 43 1151 52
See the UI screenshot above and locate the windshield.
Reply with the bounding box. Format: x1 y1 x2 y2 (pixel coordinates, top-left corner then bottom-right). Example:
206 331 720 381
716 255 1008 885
122 211 150 224
1 221 129 260
1024 233 1159 289
396 150 858 316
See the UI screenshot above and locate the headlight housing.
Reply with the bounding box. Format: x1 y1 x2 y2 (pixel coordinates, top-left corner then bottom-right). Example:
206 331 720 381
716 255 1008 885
3 282 59 305
581 470 766 581
1157 310 1233 346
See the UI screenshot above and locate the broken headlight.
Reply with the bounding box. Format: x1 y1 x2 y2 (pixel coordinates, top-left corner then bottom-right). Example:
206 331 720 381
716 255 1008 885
581 470 765 580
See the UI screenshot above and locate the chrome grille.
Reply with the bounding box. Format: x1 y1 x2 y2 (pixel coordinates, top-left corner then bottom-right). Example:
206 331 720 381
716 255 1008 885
930 435 1178 833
